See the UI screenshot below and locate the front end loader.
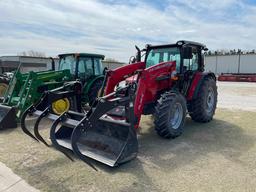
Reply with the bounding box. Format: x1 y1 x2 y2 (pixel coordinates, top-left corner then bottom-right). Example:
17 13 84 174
21 80 82 145
0 53 105 129
0 69 72 129
23 40 218 168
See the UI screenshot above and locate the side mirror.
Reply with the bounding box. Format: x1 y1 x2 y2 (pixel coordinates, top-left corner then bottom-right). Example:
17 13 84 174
183 46 193 59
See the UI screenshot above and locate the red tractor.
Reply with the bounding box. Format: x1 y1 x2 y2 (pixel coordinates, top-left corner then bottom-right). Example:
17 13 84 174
23 40 217 168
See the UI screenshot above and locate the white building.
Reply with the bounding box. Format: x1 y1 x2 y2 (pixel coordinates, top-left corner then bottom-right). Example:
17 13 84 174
205 53 256 74
0 56 58 73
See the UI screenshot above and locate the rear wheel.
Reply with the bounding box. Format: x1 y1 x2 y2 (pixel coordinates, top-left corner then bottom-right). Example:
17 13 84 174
154 92 187 139
0 77 9 97
189 77 217 122
88 79 103 105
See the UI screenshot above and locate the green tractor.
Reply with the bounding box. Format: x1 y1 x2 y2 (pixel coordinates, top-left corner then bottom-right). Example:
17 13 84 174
0 53 105 129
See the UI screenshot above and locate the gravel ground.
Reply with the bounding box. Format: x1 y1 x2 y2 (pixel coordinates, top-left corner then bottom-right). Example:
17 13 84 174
0 81 255 192
217 81 256 112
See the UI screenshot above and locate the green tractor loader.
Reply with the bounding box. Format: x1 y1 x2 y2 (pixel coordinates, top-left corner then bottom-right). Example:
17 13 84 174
0 53 105 129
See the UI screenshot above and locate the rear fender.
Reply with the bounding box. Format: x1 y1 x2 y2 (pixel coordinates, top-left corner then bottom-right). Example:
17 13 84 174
187 72 216 101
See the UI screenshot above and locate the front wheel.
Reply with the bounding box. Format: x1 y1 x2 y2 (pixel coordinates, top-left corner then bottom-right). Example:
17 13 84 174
154 92 187 139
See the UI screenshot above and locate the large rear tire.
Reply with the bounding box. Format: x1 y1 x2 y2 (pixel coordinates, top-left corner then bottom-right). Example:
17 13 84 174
188 77 217 122
154 92 187 139
0 77 9 97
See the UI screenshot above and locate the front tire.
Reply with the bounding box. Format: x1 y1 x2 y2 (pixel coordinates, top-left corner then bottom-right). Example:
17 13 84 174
88 79 103 105
189 77 217 122
154 92 187 139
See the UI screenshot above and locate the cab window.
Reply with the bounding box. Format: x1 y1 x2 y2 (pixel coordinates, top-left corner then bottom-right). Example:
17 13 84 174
59 55 76 75
78 57 93 79
146 47 181 71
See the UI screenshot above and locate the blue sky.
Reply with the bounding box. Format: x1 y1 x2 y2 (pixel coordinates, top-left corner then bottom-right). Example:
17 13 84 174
0 0 256 61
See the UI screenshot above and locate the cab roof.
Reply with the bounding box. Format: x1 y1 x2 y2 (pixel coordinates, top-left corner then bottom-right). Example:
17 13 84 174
146 40 207 50
58 53 105 59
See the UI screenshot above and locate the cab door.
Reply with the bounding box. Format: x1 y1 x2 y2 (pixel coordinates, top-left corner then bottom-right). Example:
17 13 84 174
77 57 94 85
181 46 200 95
182 46 199 72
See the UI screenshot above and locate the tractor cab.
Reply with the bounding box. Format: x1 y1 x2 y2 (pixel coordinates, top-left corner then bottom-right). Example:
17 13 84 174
128 41 209 97
128 40 208 95
143 40 207 73
57 53 105 104
58 53 104 84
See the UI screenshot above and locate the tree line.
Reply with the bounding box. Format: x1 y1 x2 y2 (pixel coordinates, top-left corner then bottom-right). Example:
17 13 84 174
205 49 256 56
17 51 119 62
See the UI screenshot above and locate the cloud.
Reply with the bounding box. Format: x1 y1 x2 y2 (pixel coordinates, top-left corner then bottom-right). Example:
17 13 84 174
0 0 255 62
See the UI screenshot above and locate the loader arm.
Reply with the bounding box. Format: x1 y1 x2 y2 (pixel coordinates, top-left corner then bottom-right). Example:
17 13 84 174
104 62 145 95
0 69 73 129
133 61 177 128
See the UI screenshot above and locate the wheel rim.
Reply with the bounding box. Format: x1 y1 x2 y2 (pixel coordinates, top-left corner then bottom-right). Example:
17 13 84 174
206 87 215 113
52 98 70 115
170 103 183 129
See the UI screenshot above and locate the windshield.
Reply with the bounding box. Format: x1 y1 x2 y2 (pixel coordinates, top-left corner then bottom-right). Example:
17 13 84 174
59 55 76 75
146 47 181 71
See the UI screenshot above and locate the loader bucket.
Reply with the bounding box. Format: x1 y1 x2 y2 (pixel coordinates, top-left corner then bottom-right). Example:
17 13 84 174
20 105 40 141
0 104 17 129
71 117 138 167
20 81 82 144
50 91 138 167
20 102 51 143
